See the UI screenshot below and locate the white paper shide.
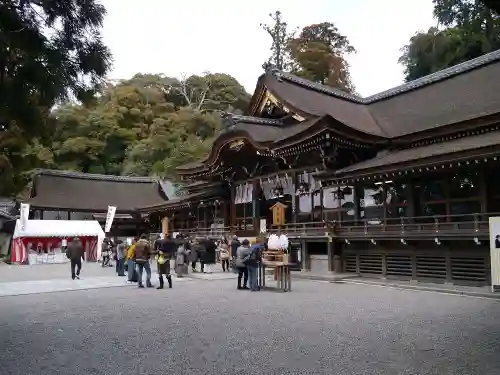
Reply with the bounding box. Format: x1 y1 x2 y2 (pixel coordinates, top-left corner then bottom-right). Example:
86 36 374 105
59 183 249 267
268 233 289 251
104 206 117 233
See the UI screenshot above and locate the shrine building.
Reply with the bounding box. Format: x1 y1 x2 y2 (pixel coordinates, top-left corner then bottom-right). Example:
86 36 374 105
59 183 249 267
140 50 500 286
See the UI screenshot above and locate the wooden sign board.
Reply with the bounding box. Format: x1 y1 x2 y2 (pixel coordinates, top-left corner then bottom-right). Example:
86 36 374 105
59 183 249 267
269 202 287 226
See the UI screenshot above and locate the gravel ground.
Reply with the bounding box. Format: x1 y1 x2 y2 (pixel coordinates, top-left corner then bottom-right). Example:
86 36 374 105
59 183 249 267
1 280 500 375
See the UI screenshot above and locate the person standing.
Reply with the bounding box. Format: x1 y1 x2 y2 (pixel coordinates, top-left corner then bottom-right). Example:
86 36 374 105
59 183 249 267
235 239 250 290
101 238 111 267
219 239 230 272
189 237 199 272
230 235 241 272
246 242 264 291
157 234 175 289
126 238 137 282
175 240 189 277
196 238 207 273
115 239 126 277
202 237 217 274
134 234 153 288
66 237 84 280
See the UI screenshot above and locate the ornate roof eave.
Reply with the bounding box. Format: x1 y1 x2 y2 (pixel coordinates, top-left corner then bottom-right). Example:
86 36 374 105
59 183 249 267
31 169 160 183
139 195 225 214
176 133 273 178
391 112 500 147
260 81 388 140
323 148 500 185
247 73 267 116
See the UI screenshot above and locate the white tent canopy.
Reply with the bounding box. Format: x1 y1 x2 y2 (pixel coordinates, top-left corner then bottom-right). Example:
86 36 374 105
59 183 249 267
14 220 105 239
12 220 105 264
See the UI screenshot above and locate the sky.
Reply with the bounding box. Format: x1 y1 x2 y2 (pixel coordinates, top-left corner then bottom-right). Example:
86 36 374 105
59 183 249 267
101 0 436 97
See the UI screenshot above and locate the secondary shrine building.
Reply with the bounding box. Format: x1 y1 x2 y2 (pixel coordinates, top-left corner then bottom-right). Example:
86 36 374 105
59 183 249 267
25 169 172 236
140 50 500 287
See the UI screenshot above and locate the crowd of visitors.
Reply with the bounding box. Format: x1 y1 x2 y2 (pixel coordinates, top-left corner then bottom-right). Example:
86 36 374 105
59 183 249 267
69 233 267 291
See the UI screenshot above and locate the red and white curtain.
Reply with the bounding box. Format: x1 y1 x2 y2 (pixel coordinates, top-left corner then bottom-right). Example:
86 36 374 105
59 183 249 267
11 238 27 264
11 236 99 264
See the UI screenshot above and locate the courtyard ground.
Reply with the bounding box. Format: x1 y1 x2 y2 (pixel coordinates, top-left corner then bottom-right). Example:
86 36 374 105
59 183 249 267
1 272 500 375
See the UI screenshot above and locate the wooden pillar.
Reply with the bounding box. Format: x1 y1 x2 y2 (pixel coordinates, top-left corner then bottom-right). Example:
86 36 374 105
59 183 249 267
354 185 361 224
479 167 487 218
292 171 299 223
327 240 334 272
253 179 259 232
301 239 309 271
161 216 169 235
406 180 416 218
230 185 236 231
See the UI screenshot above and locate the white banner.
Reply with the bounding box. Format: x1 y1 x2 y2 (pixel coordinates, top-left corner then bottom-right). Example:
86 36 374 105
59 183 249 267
489 217 500 292
104 206 116 233
20 203 30 230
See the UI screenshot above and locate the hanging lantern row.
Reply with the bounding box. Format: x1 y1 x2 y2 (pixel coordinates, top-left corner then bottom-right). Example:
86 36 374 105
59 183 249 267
321 155 500 186
332 186 352 200
272 185 284 198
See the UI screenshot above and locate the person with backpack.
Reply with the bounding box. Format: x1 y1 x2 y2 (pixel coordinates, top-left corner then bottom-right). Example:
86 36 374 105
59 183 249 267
133 234 153 288
245 242 264 292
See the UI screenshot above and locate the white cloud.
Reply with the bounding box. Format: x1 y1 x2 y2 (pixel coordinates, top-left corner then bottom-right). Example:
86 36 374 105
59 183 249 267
101 0 435 97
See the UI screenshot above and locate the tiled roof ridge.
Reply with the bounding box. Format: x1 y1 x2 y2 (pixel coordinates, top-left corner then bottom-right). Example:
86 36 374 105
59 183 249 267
265 48 500 104
221 112 285 128
32 169 160 183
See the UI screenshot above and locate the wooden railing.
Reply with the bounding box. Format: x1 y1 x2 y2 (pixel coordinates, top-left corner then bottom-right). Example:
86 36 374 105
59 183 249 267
150 212 498 240
332 212 491 239
267 222 328 237
267 212 498 239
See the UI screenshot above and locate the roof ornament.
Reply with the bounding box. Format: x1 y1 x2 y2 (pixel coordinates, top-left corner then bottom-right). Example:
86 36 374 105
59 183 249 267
220 111 237 130
262 62 283 82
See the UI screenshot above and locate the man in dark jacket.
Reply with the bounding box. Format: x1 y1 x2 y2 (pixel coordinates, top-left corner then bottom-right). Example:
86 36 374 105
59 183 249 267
134 234 153 288
156 234 175 289
231 235 241 258
67 237 85 280
201 237 217 273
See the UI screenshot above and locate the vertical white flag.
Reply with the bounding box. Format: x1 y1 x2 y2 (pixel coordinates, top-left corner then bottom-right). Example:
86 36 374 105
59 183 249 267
20 203 30 230
105 206 117 233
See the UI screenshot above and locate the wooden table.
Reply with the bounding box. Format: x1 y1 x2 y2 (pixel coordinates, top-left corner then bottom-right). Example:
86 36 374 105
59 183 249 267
258 261 292 292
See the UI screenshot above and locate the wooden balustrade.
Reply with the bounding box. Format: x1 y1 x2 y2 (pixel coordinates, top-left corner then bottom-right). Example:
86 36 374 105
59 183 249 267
148 212 499 240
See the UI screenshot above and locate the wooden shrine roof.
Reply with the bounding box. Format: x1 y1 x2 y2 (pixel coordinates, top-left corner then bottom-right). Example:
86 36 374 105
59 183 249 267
324 130 500 182
137 191 221 213
178 49 500 175
26 169 170 212
258 49 500 138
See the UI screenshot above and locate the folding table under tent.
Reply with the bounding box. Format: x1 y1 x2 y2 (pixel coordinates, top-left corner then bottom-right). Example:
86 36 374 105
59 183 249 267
11 220 105 265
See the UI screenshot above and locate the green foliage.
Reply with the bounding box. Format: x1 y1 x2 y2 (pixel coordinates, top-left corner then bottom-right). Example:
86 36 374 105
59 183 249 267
0 0 111 197
399 0 500 81
30 72 250 183
261 11 297 70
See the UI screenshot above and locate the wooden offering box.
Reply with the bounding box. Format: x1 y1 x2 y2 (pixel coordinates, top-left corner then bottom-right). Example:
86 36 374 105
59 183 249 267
262 250 289 266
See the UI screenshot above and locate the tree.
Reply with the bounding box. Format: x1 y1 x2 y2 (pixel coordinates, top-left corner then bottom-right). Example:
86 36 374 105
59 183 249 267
288 22 356 92
260 11 297 71
399 0 500 81
0 0 111 196
399 27 465 82
44 72 249 180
